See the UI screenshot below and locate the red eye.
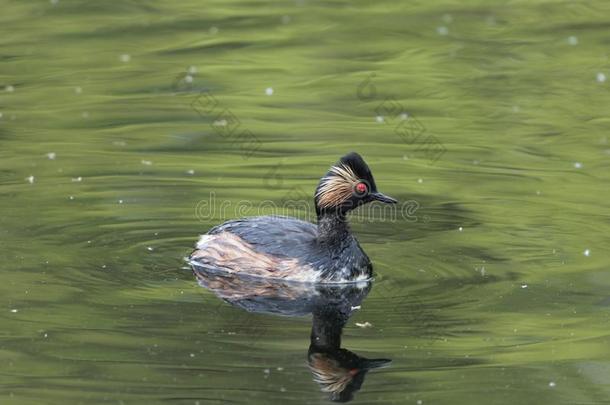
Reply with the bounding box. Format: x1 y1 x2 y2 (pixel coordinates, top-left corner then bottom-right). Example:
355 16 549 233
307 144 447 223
355 182 367 194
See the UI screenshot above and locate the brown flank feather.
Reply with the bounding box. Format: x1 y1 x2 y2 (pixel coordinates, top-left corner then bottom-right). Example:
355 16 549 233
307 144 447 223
191 232 316 282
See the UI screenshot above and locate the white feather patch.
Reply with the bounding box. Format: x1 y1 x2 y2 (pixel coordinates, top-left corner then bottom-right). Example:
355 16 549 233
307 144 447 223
196 234 214 249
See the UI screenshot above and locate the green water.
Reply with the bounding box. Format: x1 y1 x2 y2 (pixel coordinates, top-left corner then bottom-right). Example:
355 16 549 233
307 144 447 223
1 0 610 403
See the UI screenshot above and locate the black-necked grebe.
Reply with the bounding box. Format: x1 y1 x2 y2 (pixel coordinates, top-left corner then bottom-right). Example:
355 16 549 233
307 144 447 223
189 152 397 283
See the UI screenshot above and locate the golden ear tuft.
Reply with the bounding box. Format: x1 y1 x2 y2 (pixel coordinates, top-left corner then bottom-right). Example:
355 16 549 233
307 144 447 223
315 163 359 209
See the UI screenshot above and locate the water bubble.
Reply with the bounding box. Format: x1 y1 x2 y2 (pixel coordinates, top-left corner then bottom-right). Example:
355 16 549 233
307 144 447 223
265 87 274 96
5 85 15 92
597 72 606 83
50 0 59 4
567 36 578 45
437 26 449 36
417 178 423 183
141 160 153 166
26 175 35 184
75 86 82 94
549 381 556 388
458 227 463 232
46 152 56 160
584 249 590 257
355 321 373 328
188 66 197 74
186 169 195 175
375 115 384 123
573 162 582 169
209 26 219 35
10 309 18 313
119 54 131 63
71 177 82 182
400 113 409 120
82 111 89 118
184 75 194 83
521 284 528 289
118 200 123 204
147 246 154 251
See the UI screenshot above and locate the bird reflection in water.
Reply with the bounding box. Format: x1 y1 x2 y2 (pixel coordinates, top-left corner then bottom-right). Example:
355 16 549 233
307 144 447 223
192 263 391 402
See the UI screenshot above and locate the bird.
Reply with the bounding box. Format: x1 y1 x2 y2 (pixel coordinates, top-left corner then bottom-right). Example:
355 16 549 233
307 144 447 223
189 152 397 283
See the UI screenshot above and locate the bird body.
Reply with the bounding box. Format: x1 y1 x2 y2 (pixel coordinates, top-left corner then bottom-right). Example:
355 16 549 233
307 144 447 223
192 215 371 283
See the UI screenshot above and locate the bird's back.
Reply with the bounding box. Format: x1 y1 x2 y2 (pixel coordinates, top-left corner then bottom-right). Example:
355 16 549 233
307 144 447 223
208 215 318 257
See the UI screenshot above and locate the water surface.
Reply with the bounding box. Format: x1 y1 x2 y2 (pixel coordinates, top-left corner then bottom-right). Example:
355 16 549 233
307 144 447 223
1 1 610 404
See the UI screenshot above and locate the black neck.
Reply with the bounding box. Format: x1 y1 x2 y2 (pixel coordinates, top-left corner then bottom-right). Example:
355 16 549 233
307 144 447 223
316 211 351 244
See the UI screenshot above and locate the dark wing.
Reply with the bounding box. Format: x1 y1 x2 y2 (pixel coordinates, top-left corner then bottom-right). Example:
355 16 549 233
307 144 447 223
208 215 318 258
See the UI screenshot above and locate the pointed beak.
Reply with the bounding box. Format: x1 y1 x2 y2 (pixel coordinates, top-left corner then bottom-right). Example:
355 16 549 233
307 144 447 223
371 192 397 204
363 358 392 370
